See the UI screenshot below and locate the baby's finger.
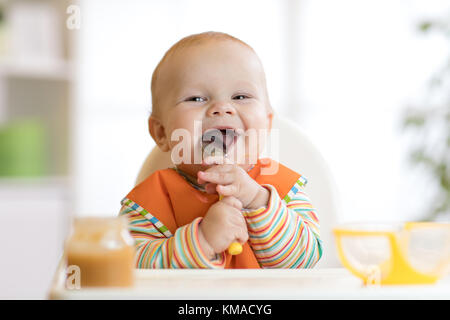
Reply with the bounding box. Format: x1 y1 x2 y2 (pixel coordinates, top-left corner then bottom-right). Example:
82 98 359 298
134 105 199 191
216 184 237 197
229 209 246 229
198 171 234 185
220 196 242 210
234 227 249 245
204 164 234 173
197 173 208 185
197 166 233 184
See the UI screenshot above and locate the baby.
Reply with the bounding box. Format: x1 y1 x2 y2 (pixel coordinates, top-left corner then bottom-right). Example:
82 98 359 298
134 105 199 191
119 32 322 268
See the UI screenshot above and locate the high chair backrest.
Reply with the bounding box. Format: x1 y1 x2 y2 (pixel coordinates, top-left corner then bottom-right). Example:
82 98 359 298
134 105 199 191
135 115 342 267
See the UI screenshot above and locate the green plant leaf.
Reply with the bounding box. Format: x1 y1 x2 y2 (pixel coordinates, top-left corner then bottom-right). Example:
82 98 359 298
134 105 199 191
419 22 433 32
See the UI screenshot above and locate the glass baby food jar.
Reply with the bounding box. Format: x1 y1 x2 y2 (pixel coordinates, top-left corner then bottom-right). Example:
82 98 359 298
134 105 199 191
65 217 135 288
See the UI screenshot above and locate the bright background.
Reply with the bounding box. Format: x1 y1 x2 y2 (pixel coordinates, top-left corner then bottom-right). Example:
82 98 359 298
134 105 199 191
0 0 448 298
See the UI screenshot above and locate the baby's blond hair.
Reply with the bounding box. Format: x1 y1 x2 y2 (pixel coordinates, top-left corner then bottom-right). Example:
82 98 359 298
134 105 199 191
150 31 255 116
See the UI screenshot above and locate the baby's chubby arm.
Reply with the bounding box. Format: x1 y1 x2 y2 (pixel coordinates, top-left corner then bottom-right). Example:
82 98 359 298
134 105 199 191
243 184 322 268
119 204 232 269
198 196 249 260
198 162 322 268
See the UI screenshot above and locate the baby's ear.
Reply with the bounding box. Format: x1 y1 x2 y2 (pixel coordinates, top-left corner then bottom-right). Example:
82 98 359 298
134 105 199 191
148 116 170 152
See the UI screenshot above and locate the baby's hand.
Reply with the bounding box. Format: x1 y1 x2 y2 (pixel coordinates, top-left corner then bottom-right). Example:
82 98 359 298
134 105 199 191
197 157 270 210
198 196 248 259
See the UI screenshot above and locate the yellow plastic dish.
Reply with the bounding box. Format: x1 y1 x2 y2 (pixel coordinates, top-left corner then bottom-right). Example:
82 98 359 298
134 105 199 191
333 222 450 285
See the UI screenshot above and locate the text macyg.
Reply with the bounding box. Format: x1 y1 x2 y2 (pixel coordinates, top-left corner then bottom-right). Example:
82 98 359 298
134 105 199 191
177 304 272 317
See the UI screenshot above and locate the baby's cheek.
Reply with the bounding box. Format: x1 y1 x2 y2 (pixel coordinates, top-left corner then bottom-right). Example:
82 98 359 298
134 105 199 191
165 126 196 166
247 134 265 163
253 112 272 150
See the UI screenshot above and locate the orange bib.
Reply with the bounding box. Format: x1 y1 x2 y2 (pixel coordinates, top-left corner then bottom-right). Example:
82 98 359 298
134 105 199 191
125 158 301 268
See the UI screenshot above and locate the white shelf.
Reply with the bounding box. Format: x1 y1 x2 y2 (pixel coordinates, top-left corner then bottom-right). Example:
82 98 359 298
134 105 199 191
0 175 69 200
0 174 70 299
0 58 72 80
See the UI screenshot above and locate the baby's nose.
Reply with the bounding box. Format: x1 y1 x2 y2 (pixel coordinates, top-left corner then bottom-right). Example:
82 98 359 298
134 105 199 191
207 101 236 116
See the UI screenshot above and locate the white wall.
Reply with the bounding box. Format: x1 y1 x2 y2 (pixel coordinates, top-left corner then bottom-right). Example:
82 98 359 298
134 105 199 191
293 0 449 223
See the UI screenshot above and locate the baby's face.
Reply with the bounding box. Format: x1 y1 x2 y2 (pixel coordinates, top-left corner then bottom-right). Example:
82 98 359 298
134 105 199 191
151 40 272 176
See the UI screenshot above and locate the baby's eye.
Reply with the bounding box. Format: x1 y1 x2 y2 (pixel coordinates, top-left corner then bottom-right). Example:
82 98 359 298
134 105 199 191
233 95 249 100
186 96 206 102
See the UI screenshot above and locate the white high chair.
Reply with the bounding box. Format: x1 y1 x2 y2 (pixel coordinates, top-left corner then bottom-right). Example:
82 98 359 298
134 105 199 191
135 115 342 268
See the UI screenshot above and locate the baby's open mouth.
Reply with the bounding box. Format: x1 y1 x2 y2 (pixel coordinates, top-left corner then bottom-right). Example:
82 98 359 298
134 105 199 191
201 128 238 157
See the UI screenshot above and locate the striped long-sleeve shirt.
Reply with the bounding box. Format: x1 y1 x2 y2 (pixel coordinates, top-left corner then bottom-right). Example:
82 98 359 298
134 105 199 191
118 178 322 269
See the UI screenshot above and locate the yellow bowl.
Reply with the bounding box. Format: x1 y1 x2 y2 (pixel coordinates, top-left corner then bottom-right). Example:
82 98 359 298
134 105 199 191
333 222 450 285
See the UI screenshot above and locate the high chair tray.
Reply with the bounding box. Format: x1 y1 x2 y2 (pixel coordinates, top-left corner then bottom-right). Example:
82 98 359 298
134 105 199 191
49 257 450 300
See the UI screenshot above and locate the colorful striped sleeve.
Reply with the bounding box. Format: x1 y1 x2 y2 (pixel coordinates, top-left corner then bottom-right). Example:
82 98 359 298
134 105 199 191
119 202 226 269
242 180 322 268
